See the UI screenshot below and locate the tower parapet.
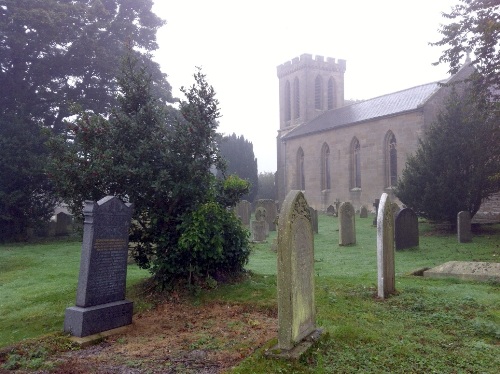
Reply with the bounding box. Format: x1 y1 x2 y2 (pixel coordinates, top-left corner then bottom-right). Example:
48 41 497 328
277 54 346 78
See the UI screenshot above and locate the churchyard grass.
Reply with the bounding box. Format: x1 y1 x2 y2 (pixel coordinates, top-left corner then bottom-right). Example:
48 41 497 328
0 239 149 348
1 214 499 372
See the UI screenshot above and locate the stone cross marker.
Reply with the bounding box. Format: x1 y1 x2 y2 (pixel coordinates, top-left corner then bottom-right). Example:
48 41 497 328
457 211 472 243
64 196 133 337
359 205 368 218
276 190 319 351
395 208 419 250
377 193 396 299
338 202 356 246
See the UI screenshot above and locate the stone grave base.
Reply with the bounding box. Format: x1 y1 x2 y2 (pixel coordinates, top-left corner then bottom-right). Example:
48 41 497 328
423 261 500 282
64 300 133 338
265 329 323 360
68 325 130 347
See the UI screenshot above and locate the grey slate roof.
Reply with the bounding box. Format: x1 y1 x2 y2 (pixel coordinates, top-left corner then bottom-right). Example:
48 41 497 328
282 81 444 140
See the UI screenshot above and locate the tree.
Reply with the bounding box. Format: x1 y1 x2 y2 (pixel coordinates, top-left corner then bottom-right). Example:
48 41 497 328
0 0 170 241
48 56 250 287
431 0 500 97
395 85 500 224
0 113 58 241
218 133 259 202
0 0 172 133
256 172 277 201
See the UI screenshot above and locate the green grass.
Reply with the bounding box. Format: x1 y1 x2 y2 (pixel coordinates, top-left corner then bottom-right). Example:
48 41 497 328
0 239 149 348
1 214 499 373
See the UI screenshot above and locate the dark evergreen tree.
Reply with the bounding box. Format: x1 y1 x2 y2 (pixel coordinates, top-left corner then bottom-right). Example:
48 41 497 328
256 172 277 201
48 57 251 288
396 85 500 224
218 133 259 202
0 0 169 240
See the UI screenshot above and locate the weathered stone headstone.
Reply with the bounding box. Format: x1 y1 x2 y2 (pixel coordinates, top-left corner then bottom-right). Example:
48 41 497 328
235 199 251 226
55 212 73 236
334 198 341 217
395 208 419 250
275 190 320 352
64 196 133 337
254 206 269 236
359 205 368 218
256 199 278 231
309 207 319 234
377 193 396 299
372 198 380 226
338 202 355 246
391 203 401 221
326 205 335 216
251 220 267 242
457 211 472 243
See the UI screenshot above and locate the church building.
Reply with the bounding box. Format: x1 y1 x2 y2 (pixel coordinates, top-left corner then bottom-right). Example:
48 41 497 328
276 53 474 213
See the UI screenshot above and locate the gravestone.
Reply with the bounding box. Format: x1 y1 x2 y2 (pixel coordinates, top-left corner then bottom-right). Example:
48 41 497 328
457 211 472 243
309 207 319 234
395 208 419 250
326 205 335 216
256 199 278 231
372 198 380 226
359 205 368 218
235 200 251 226
251 220 267 242
334 198 341 217
55 212 73 236
338 202 355 246
377 193 396 299
275 190 320 353
254 206 269 236
64 196 134 337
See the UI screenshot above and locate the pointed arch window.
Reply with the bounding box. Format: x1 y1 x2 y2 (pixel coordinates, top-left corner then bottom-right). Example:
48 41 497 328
321 143 331 190
285 80 291 122
350 138 361 189
293 77 300 119
385 131 397 187
315 75 323 110
297 147 305 190
327 78 336 110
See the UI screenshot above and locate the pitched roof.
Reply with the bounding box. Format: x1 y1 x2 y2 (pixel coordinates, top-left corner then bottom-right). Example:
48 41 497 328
282 81 444 140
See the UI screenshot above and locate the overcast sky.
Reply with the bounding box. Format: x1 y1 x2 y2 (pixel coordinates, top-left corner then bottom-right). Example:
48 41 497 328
151 0 460 173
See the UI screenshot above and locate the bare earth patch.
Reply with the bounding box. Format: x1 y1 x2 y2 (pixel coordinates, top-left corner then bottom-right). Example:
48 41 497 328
50 301 277 373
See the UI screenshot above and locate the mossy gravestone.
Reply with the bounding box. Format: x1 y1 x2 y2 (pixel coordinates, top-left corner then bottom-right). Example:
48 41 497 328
338 202 356 245
274 190 321 356
377 193 396 299
64 196 133 337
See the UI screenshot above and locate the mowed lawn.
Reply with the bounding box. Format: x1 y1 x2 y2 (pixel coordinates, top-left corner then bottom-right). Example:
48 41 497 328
0 214 499 372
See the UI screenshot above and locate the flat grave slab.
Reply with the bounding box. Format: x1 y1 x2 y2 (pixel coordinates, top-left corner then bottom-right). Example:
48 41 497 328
423 261 500 282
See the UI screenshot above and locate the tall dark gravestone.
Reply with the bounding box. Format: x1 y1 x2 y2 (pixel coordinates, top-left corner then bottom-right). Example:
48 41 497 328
64 196 133 337
395 208 419 250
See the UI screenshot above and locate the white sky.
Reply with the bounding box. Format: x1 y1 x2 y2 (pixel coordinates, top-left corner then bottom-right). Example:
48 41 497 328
152 0 459 173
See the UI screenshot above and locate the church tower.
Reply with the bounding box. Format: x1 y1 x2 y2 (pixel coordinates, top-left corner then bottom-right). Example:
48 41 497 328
276 54 346 203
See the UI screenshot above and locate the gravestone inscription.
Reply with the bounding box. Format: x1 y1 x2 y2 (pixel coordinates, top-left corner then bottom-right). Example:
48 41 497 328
64 196 133 337
377 193 396 299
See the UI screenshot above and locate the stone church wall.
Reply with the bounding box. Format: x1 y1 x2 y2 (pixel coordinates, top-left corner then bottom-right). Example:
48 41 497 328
282 110 425 211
